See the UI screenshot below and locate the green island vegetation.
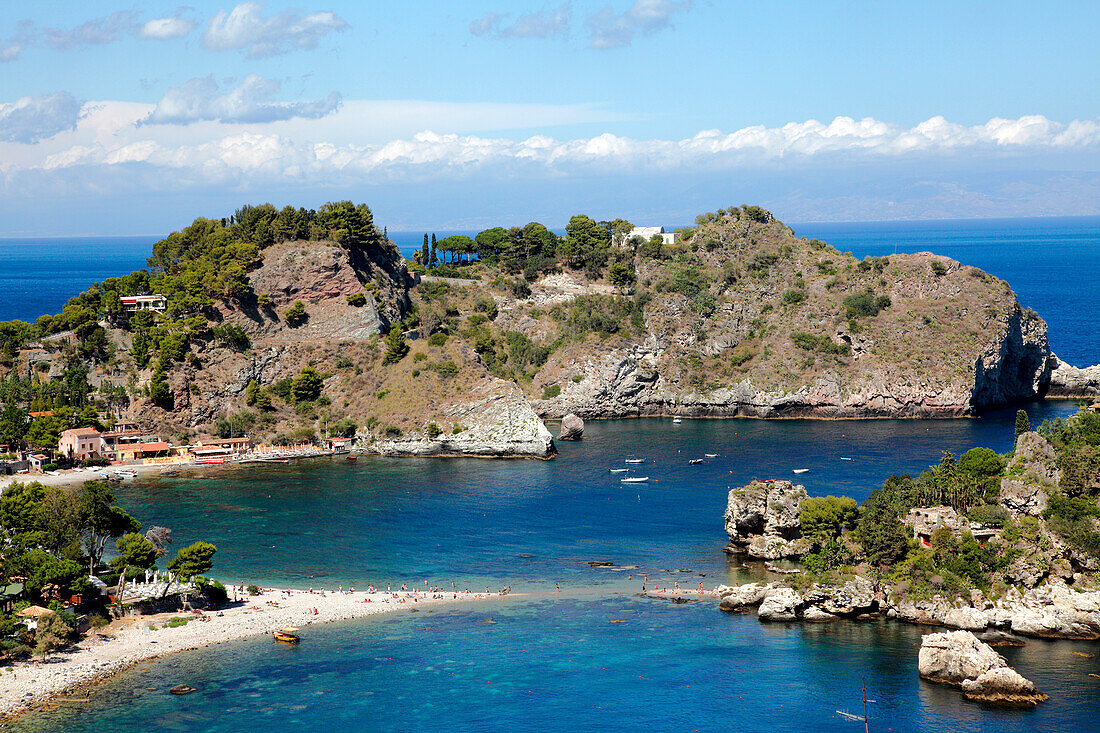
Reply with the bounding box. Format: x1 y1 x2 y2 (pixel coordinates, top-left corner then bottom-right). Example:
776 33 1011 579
782 406 1100 599
0 478 219 663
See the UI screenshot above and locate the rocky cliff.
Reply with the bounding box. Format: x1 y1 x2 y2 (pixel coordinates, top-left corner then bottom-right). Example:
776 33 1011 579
502 216 1078 419
724 480 809 559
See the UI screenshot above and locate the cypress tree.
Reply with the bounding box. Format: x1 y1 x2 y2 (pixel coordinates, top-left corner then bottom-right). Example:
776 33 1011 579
1014 409 1031 441
430 234 438 266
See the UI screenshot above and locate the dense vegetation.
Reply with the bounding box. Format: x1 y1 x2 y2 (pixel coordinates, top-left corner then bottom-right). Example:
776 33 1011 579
790 406 1100 598
0 479 217 662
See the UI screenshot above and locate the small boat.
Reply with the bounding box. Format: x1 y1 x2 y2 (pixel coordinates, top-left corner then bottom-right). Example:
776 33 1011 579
688 459 705 465
274 627 300 644
345 455 357 461
625 458 646 464
793 469 809 474
609 468 629 473
704 453 718 458
839 457 853 461
621 476 649 483
672 417 682 424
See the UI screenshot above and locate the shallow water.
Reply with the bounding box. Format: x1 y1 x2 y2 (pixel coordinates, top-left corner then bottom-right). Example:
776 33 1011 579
13 402 1098 732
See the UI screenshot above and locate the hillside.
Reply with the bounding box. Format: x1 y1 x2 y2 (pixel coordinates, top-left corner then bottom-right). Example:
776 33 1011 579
3 203 1097 459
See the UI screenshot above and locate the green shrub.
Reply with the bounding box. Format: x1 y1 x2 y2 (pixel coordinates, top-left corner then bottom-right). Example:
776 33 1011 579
782 289 807 305
383 328 409 364
542 384 561 400
729 345 754 367
474 297 498 319
426 422 442 439
434 360 459 378
210 323 250 350
799 496 859 545
967 504 1010 528
283 301 308 326
931 261 948 276
791 332 850 355
346 292 367 307
427 332 448 347
843 291 891 319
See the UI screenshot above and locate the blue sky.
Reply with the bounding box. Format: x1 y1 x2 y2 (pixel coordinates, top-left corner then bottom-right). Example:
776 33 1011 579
2 1 1099 235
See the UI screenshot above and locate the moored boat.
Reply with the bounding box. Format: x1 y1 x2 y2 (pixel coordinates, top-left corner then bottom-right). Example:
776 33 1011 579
274 627 300 644
621 476 649 483
688 459 705 465
609 468 628 473
625 458 646 464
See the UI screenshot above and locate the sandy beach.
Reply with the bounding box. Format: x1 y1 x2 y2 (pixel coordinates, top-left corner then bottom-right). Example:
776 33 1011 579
0 586 503 720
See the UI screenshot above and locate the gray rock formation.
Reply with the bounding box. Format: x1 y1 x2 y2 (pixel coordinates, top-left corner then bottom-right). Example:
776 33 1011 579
557 413 584 440
1047 355 1100 398
724 480 809 559
757 587 801 621
970 304 1052 409
368 381 556 458
999 431 1058 517
918 630 1047 707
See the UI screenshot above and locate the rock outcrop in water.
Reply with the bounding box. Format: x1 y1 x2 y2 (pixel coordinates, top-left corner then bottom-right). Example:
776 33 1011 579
1047 355 1100 398
918 630 1047 707
724 480 809 559
557 413 584 441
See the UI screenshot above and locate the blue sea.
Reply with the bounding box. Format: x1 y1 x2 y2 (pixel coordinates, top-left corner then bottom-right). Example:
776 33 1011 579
4 217 1100 732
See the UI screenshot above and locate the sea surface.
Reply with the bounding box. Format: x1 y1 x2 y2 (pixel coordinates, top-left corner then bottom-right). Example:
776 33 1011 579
13 403 1100 733
5 217 1100 731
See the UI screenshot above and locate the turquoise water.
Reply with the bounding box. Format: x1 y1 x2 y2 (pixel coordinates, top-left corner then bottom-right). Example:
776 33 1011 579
14 402 1100 733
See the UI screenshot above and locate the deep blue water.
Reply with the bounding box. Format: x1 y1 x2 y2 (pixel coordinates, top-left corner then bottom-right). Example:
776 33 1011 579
794 216 1100 367
14 403 1100 733
0 237 156 323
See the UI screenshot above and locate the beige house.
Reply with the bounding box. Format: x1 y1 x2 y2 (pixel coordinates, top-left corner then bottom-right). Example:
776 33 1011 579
58 427 104 461
628 226 675 245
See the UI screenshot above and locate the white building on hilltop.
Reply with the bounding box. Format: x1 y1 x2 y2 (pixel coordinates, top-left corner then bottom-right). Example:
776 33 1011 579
628 226 675 245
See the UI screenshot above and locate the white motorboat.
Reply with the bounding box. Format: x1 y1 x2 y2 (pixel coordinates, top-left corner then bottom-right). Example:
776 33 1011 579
609 468 629 473
621 476 649 483
793 469 810 474
625 458 646 464
704 453 718 458
672 417 682 424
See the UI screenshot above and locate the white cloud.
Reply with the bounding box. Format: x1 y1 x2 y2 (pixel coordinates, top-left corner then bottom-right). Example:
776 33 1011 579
203 2 349 58
587 0 692 49
470 4 571 39
140 17 196 40
42 10 141 50
0 43 20 62
0 92 84 143
5 110 1100 193
142 75 341 125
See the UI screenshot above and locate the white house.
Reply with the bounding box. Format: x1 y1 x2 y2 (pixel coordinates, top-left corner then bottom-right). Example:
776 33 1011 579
628 226 675 245
121 294 167 313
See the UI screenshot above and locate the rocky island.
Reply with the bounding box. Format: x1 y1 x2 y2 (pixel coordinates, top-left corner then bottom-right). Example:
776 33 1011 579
2 202 1098 458
715 406 1100 642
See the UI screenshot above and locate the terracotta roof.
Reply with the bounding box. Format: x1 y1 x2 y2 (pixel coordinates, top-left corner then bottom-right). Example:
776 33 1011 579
65 427 101 437
28 411 53 417
138 442 170 452
17 605 54 618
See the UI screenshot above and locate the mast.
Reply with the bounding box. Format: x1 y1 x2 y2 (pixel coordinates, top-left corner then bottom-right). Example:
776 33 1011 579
862 676 868 733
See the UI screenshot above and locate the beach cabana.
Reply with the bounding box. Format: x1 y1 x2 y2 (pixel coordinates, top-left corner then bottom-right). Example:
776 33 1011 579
17 604 54 631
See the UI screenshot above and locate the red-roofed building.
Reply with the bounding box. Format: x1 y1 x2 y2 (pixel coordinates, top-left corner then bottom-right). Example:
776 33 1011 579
58 427 104 461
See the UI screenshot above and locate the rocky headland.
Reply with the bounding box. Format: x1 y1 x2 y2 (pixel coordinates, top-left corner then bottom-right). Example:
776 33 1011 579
918 630 1048 707
716 414 1100 640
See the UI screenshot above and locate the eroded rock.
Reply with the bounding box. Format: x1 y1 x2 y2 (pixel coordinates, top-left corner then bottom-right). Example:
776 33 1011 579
725 480 808 559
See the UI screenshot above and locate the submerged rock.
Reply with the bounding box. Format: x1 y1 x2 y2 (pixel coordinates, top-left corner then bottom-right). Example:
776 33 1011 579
557 413 584 440
918 630 1046 707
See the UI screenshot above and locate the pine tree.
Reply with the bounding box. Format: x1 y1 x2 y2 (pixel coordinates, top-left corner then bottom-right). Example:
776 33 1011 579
1014 409 1031 441
383 328 409 364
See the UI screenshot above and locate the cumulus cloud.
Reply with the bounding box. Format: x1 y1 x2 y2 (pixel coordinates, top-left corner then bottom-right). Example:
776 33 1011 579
140 16 196 40
587 0 692 49
203 2 349 58
470 4 571 39
14 114 1100 188
142 74 342 125
0 92 84 144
